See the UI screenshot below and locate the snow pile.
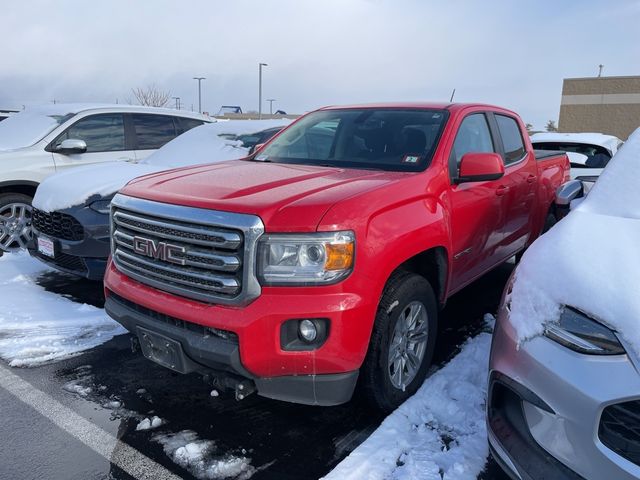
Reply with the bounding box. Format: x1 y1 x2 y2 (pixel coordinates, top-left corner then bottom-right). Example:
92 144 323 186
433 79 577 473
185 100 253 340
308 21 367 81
33 119 291 212
509 127 640 351
0 252 126 367
153 430 255 479
324 319 494 480
136 416 164 431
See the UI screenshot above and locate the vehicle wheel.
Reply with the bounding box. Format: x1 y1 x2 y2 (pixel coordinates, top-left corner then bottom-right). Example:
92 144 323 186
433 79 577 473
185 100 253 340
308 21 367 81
360 270 438 413
0 193 33 253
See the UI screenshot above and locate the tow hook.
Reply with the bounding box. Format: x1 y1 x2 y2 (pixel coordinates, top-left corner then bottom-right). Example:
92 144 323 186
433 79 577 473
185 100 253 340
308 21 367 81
130 336 140 353
202 374 256 401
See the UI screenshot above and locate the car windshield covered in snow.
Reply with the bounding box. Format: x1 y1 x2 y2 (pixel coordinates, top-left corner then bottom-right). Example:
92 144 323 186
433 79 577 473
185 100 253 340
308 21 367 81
0 108 76 150
253 108 448 171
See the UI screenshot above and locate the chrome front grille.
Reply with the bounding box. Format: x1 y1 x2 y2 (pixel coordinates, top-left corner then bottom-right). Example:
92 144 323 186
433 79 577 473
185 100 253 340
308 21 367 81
110 194 264 305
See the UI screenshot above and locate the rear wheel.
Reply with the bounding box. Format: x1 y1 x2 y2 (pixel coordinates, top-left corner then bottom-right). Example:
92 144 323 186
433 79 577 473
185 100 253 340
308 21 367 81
0 193 33 252
360 271 438 413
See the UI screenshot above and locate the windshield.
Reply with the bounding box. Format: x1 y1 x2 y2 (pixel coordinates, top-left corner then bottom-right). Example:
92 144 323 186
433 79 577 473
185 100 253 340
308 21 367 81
0 110 75 150
253 108 448 171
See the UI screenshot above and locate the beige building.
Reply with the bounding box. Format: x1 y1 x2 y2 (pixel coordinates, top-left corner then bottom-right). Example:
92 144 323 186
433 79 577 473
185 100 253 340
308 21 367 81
558 75 640 140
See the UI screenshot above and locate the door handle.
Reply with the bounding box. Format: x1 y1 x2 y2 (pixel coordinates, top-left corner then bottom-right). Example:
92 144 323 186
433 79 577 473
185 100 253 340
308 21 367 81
495 185 509 196
526 175 537 184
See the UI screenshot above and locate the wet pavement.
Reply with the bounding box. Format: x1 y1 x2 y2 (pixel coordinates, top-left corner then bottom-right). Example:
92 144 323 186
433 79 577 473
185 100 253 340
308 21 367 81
0 263 514 480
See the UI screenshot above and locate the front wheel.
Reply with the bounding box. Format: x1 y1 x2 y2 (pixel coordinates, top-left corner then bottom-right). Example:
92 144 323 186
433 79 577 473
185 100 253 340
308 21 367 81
360 271 438 413
0 193 33 252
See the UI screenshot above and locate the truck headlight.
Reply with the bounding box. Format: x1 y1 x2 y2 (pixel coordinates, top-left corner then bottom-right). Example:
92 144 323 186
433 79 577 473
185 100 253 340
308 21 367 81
258 231 354 285
545 307 625 355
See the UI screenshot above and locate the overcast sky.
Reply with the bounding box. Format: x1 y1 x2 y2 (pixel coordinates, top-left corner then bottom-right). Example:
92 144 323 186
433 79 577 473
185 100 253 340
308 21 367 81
2 0 639 128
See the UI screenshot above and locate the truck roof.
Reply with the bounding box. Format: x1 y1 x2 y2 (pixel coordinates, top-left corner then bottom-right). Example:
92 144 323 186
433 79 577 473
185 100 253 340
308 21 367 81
319 102 519 115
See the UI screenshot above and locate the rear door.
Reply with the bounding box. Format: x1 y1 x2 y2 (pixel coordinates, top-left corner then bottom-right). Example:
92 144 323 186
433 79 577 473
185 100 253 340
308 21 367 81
130 114 181 162
50 113 135 171
491 113 537 257
447 111 507 292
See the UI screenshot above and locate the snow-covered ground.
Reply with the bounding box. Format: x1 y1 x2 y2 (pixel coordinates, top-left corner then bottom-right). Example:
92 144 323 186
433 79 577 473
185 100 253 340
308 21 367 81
325 316 494 480
0 252 125 367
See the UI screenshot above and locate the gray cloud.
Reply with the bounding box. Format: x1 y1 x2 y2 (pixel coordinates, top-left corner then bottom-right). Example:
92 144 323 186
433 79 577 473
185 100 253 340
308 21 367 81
1 0 638 128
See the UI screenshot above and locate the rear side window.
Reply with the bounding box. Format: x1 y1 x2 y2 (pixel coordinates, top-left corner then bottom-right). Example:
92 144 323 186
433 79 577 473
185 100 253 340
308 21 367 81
178 117 205 133
55 114 126 153
451 113 496 169
496 115 526 165
132 114 178 149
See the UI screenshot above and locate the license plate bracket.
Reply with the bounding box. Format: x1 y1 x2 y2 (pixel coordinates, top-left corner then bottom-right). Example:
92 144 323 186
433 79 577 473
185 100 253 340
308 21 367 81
137 327 192 374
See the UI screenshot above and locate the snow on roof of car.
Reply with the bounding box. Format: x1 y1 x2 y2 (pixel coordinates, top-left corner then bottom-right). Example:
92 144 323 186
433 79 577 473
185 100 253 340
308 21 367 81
530 132 622 154
509 127 640 354
32 119 291 213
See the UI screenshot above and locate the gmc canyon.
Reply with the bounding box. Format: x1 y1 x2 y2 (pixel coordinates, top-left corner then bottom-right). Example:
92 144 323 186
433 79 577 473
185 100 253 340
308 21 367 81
104 103 570 412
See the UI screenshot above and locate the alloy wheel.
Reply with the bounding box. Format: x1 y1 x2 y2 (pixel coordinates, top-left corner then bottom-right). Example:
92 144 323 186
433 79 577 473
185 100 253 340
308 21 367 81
0 202 33 251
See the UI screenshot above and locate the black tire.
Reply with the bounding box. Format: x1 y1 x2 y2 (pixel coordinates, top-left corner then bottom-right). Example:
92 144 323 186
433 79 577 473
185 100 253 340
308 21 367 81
360 270 438 413
0 193 34 254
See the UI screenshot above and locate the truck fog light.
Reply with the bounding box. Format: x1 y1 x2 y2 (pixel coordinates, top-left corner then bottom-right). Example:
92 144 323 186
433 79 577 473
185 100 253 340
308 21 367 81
299 319 318 342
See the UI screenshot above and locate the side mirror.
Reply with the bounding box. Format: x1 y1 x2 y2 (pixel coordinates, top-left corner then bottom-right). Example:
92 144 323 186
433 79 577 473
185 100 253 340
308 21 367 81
555 179 584 220
456 153 504 183
55 138 87 154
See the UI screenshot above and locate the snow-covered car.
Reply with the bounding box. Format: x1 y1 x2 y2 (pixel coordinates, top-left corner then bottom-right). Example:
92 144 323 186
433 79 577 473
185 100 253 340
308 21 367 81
0 104 212 252
531 132 623 184
0 109 18 122
28 120 290 279
488 129 640 479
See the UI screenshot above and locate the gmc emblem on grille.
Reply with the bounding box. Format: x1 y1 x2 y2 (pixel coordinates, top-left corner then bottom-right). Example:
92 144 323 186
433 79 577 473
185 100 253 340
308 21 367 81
132 236 187 265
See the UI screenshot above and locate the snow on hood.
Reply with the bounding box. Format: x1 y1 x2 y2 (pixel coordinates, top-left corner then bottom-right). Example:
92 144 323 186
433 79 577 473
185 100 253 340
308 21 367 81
530 131 622 155
32 119 291 212
510 127 640 354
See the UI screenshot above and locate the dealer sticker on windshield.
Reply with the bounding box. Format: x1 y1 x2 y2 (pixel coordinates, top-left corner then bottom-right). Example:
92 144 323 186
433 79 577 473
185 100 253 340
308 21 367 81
402 155 421 163
37 236 55 258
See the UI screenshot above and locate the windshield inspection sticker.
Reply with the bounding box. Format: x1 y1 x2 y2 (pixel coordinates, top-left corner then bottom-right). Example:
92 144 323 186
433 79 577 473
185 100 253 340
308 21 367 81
402 155 421 163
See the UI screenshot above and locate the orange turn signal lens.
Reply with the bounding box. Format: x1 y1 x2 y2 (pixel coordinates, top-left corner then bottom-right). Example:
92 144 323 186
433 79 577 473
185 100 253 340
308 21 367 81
325 242 354 270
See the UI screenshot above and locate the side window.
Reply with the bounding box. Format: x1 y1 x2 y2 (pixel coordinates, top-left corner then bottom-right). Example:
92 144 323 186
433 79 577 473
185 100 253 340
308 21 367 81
451 113 496 170
496 115 526 165
55 114 125 153
178 117 205 133
132 114 178 149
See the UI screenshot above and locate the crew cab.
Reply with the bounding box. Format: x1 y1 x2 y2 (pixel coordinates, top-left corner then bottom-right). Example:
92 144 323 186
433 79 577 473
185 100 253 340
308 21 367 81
103 103 570 412
0 104 211 252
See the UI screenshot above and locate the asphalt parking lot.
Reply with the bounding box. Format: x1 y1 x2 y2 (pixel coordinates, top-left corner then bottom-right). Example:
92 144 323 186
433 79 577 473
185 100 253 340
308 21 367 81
0 262 513 480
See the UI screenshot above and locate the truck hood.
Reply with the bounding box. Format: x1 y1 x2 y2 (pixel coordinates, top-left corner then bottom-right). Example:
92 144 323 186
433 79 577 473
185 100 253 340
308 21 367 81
121 160 409 231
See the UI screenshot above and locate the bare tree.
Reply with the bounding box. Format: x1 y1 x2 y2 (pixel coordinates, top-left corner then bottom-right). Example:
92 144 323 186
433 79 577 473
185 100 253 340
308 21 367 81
131 84 171 107
545 120 558 132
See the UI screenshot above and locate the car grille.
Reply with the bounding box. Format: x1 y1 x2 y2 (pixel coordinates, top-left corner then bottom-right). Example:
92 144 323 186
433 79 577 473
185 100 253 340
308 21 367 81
599 400 640 466
34 250 87 275
32 209 84 241
110 194 263 306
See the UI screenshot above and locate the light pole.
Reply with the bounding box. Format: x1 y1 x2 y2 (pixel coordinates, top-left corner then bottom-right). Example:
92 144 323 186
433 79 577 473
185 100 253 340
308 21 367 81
172 96 181 110
267 99 276 115
258 63 268 119
193 77 206 113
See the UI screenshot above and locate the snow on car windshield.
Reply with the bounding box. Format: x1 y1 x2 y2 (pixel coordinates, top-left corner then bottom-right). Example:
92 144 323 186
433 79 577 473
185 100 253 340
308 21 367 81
0 105 83 150
32 119 291 212
508 127 640 354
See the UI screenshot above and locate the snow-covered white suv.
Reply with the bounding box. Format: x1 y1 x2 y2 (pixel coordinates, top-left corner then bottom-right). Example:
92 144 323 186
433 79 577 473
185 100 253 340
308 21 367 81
0 104 211 252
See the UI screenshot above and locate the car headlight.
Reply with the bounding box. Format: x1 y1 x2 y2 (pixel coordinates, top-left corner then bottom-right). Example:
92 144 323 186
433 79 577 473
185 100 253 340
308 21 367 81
258 231 354 285
545 307 624 355
88 199 112 214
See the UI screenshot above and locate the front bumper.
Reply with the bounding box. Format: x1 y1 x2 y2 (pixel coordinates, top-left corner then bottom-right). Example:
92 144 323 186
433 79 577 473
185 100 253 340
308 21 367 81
104 260 374 405
488 304 640 480
28 205 110 280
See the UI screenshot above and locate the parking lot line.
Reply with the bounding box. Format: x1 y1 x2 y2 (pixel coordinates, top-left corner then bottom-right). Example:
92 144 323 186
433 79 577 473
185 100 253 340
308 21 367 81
0 364 183 480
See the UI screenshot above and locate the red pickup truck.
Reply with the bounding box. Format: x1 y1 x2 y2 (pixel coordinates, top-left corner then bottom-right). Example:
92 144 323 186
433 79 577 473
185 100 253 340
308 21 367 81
104 103 569 411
